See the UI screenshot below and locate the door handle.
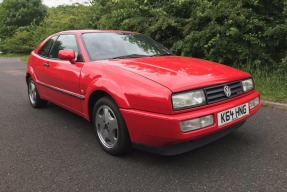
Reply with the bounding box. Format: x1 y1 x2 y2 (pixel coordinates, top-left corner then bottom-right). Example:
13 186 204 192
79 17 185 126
43 63 49 68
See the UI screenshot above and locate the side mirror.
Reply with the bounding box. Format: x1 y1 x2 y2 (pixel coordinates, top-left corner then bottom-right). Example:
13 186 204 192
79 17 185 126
58 49 76 64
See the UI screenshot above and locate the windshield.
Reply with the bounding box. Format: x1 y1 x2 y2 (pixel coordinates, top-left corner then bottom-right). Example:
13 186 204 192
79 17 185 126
82 32 172 61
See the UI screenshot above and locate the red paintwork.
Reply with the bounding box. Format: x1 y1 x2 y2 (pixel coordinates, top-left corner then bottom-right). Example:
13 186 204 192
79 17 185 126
121 91 260 146
26 30 261 147
58 50 76 64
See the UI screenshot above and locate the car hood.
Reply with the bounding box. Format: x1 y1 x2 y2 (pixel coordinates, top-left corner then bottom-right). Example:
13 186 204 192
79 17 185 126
102 56 250 92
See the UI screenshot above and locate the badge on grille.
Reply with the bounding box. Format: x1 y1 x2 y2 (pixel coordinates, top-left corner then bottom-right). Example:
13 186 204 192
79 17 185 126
224 85 231 97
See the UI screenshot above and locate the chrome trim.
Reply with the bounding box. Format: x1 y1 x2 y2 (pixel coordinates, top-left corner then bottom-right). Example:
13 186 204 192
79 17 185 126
223 85 231 97
36 81 85 100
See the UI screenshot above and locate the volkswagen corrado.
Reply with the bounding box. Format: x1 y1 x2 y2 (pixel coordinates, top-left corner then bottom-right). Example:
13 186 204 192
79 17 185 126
26 30 261 155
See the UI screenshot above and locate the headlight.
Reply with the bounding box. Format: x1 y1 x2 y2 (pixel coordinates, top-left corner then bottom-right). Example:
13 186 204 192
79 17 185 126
242 78 254 92
172 89 206 110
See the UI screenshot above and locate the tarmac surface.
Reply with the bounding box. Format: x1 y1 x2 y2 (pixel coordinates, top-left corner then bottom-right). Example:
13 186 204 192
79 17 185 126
1 57 287 192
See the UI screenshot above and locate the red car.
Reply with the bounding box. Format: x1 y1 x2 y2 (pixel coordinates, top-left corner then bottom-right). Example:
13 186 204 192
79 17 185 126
26 30 261 155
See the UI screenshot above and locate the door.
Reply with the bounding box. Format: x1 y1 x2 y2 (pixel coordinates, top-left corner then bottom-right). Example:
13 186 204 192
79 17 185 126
37 34 84 113
33 36 58 96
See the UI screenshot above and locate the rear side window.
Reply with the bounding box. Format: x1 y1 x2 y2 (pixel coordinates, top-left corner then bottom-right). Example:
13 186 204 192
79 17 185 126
38 36 58 57
49 34 79 59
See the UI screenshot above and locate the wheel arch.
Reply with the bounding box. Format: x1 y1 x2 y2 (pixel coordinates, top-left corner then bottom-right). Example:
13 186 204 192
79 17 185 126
87 90 111 122
84 76 132 122
86 89 130 122
26 73 32 84
26 65 37 85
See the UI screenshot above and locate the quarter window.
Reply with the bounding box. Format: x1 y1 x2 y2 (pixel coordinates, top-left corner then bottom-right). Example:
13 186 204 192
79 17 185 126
38 36 58 57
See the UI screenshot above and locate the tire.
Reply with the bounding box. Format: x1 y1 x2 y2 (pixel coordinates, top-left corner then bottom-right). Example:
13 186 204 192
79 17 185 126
92 96 131 155
27 77 47 108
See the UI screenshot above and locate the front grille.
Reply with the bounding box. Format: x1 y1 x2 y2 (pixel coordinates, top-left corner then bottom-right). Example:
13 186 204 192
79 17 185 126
204 81 243 104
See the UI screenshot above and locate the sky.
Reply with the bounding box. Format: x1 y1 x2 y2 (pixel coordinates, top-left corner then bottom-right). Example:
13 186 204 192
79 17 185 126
0 0 89 7
42 0 88 7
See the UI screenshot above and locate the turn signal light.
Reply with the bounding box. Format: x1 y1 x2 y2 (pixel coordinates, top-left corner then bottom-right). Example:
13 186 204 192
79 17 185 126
250 97 259 109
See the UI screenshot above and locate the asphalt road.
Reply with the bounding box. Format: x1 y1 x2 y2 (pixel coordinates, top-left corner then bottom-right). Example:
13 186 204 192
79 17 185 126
1 58 287 192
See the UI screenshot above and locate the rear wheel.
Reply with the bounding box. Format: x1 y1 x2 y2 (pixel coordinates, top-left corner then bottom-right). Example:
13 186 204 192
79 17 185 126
93 96 131 155
28 77 47 108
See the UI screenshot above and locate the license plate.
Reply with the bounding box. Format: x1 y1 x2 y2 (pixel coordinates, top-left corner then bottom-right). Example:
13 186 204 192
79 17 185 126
217 103 249 126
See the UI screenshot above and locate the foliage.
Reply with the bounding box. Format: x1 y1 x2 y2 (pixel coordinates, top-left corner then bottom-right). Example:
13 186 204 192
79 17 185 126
32 4 92 43
90 0 192 49
177 0 287 71
0 0 47 39
90 0 286 73
0 3 91 53
0 28 35 54
1 0 286 71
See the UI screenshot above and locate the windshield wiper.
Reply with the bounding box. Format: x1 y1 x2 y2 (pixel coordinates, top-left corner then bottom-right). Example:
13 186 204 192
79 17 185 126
150 52 174 57
110 54 149 59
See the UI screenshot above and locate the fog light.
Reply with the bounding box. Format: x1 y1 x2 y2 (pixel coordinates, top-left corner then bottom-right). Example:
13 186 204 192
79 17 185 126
180 115 214 132
250 97 259 109
200 115 214 127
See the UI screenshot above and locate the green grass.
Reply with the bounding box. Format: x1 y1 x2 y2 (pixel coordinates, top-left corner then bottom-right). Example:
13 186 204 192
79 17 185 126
0 53 29 63
253 74 287 103
237 65 287 103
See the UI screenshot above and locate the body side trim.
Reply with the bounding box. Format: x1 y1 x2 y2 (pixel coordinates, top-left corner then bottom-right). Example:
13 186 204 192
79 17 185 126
36 81 85 100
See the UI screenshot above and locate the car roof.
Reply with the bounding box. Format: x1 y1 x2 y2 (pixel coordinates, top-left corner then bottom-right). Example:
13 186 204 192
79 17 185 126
57 29 138 35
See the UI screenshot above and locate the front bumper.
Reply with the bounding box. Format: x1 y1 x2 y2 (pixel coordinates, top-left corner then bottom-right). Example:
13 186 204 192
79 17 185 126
133 120 245 155
121 91 261 153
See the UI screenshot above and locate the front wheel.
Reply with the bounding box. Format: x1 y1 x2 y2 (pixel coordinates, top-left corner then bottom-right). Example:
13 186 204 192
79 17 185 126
93 96 131 155
27 77 47 108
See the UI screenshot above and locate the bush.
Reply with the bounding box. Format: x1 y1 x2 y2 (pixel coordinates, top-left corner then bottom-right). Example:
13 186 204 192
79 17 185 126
90 0 287 73
0 29 35 54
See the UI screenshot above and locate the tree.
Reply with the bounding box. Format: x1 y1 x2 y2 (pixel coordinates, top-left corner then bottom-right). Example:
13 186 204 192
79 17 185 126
0 0 47 38
0 28 35 54
89 0 191 49
32 4 92 43
171 0 287 71
89 0 286 72
0 4 92 54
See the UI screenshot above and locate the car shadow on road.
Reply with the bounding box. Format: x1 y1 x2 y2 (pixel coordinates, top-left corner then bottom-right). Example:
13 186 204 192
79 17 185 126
43 102 257 169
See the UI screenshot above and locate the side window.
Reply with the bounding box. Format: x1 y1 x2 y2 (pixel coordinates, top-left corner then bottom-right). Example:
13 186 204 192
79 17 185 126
49 34 79 59
38 36 58 57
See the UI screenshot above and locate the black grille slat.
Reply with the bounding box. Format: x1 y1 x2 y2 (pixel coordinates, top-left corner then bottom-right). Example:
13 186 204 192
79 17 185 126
230 84 241 88
205 88 223 95
204 81 243 104
207 93 225 100
232 87 242 92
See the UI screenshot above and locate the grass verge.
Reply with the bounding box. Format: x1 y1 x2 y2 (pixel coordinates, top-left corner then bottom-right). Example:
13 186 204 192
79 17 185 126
237 65 287 103
0 53 29 63
253 74 287 103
